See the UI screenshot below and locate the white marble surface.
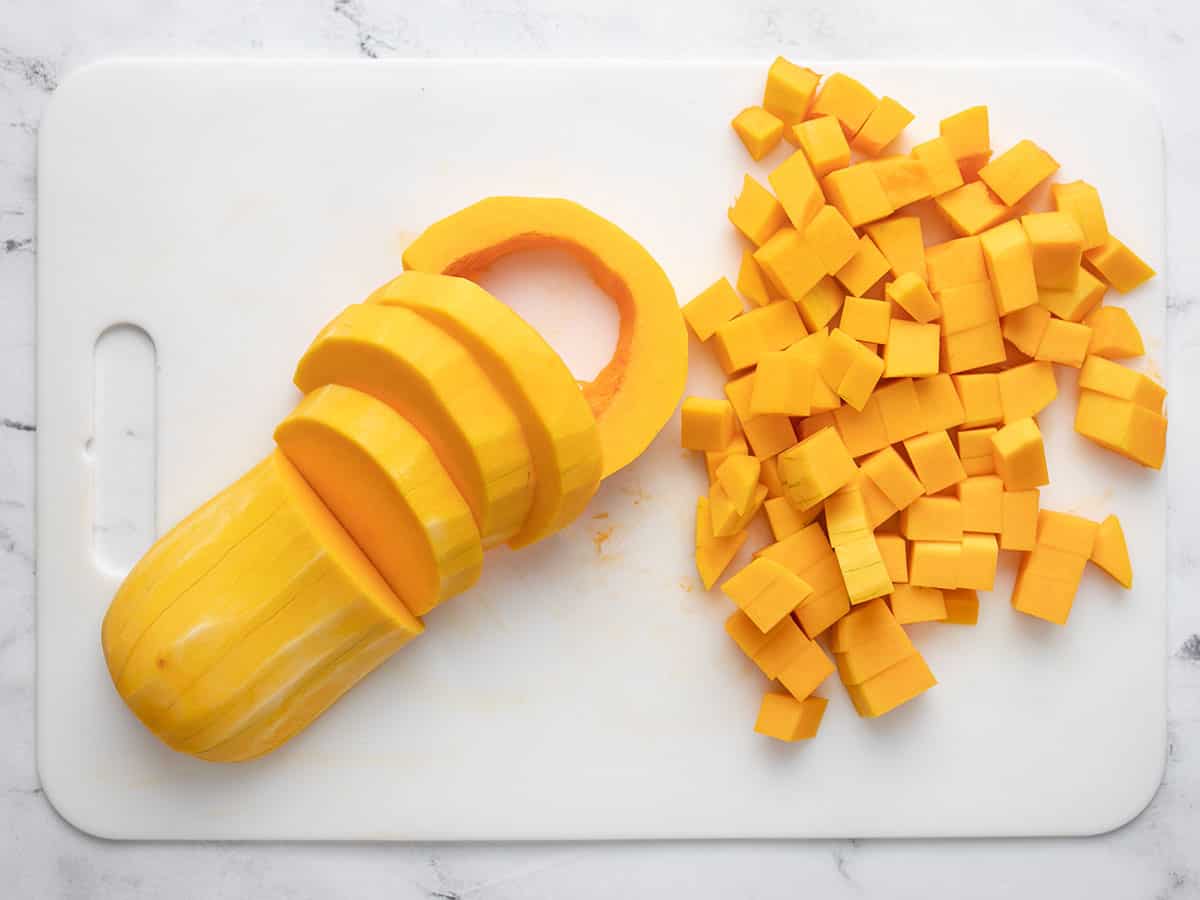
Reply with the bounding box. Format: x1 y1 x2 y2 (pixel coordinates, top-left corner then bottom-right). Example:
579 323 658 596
2 0 1199 896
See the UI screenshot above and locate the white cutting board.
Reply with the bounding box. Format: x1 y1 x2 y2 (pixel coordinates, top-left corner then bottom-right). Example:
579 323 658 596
36 59 1166 840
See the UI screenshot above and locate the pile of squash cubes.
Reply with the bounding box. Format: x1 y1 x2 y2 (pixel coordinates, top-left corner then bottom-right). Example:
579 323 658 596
681 58 1163 743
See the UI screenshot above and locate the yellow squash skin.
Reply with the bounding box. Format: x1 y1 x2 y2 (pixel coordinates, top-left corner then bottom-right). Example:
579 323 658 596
293 303 533 548
401 196 688 480
101 451 423 762
369 271 602 549
275 384 483 615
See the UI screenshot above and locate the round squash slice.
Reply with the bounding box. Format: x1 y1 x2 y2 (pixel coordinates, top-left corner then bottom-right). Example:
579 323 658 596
400 196 688 479
101 450 423 761
369 271 602 549
274 384 484 615
293 302 533 548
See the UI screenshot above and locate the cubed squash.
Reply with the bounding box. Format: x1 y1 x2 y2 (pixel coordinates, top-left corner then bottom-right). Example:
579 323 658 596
914 373 966 432
763 57 822 126
991 417 1049 490
844 652 937 718
861 445 925 511
1075 390 1167 469
873 378 927 443
876 533 909 584
696 497 750 589
1085 306 1144 359
958 426 999 476
755 693 829 742
764 494 821 541
714 454 762 516
1000 489 1040 551
872 155 934 209
853 96 914 156
957 475 1003 533
1083 235 1156 293
1022 212 1084 290
1051 180 1109 250
1036 509 1099 557
836 234 892 296
941 319 1007 373
884 320 941 378
1091 514 1132 588
722 556 814 632
823 165 894 228
681 397 737 451
939 106 990 160
938 281 998 336
778 426 859 508
796 277 846 331
753 227 827 301
953 374 1003 428
732 106 785 161
997 361 1057 422
910 136 964 195
684 277 744 341
729 174 787 245
980 220 1038 316
809 72 878 137
725 373 799 459
778 638 837 701
978 140 1060 206
959 533 999 590
907 541 961 590
864 216 926 280
942 588 980 625
770 150 826 229
900 496 963 542
835 623 915 684
737 250 775 307
904 430 968 494
803 204 860 274
1038 267 1107 322
832 395 890 457
834 534 895 604
1078 356 1166 412
750 615 811 678
925 236 988 292
751 350 816 417
935 181 1011 236
889 583 947 623
1002 304 1052 358
840 296 892 344
705 432 749 483
886 271 941 323
1035 318 1092 368
792 114 852 177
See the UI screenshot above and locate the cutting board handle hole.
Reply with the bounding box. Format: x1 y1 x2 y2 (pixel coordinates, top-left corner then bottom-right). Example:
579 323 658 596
92 323 158 577
473 246 620 383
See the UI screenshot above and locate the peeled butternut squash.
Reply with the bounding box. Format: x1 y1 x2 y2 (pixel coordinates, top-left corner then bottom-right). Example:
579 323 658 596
400 197 687 480
101 451 423 762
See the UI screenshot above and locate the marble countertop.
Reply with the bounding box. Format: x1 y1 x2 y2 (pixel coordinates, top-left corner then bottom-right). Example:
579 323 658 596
3 1 1199 897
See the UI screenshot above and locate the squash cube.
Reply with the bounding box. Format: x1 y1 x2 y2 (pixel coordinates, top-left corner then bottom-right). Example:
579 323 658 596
756 522 834 574
857 469 900 527
1075 391 1166 469
809 72 878 137
804 204 860 274
840 296 892 344
900 496 963 542
823 165 894 228
1038 267 1106 322
876 533 909 584
763 57 821 126
872 155 933 209
1085 306 1144 359
865 216 925 280
715 454 762 516
705 432 749 482
759 455 786 499
681 397 737 451
732 106 784 161
696 497 750 589
725 373 798 459
832 395 890 457
829 596 901 652
796 276 845 331
1078 356 1166 412
926 236 988 292
1022 211 1084 290
910 136 964 196
907 541 962 589
836 235 891 297
939 105 990 160
861 445 925 511
957 475 1003 533
942 319 1006 373
959 533 999 590
835 624 915 685
1000 489 1040 551
938 281 998 336
1037 509 1099 557
753 227 827 301
991 417 1049 490
725 609 774 659
935 181 1011 236
792 114 852 177
873 377 927 443
1011 547 1083 625
1035 318 1092 368
737 250 774 307
729 174 787 246
886 271 941 323
889 583 948 623
764 495 819 541
825 485 871 547
794 585 851 638
1002 303 1051 358
750 615 812 678
884 320 940 378
1091 514 1132 588
835 534 895 604
770 150 826 229
980 220 1038 315
943 588 980 625
778 426 858 508
914 373 966 432
755 693 828 742
978 140 1060 206
751 350 815 417
953 374 1003 428
684 276 744 341
710 478 767 538
1051 180 1109 250
712 314 769 375
904 430 968 494
845 652 937 718
722 556 813 632
958 426 999 476
777 637 836 701
1083 235 1156 293
997 361 1057 422
853 96 914 156
820 328 885 410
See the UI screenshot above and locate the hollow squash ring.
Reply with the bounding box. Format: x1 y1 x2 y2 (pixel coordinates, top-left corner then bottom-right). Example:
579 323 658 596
401 196 688 479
